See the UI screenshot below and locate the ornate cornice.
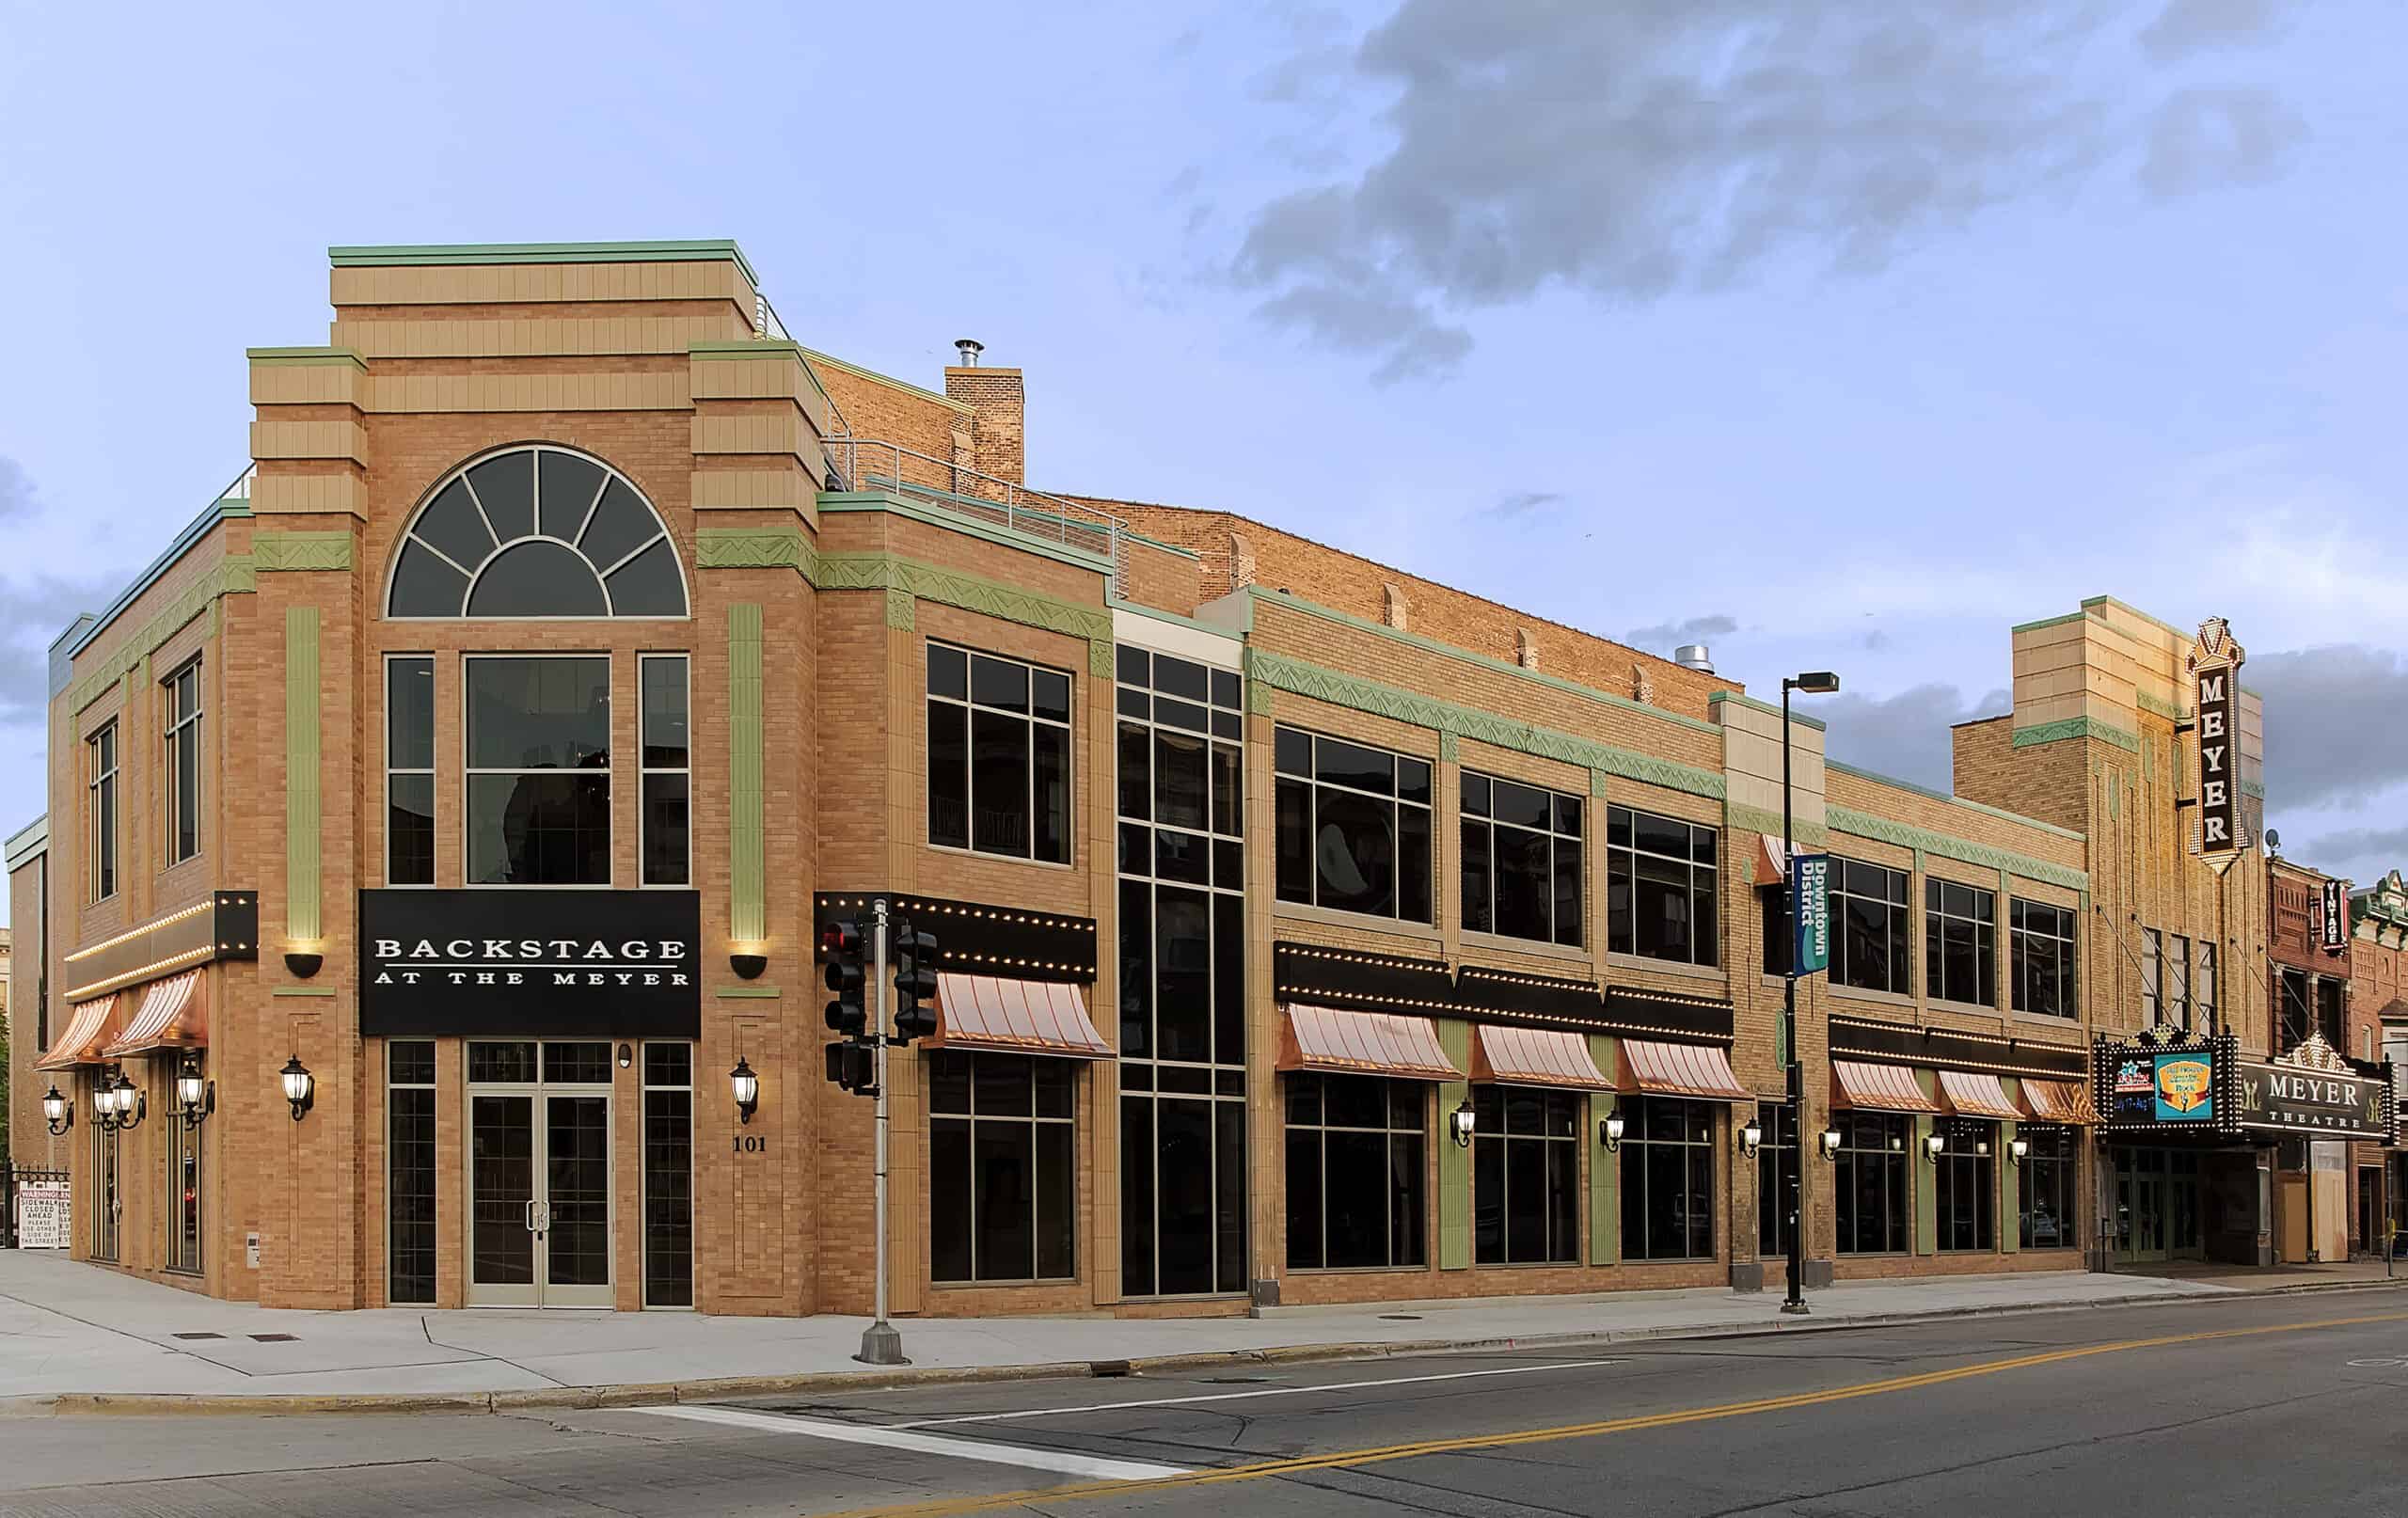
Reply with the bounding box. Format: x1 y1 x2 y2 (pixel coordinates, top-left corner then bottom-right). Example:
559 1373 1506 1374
694 528 810 571
251 530 354 573
1726 802 1828 850
1827 805 2087 891
66 554 255 715
2012 715 2139 753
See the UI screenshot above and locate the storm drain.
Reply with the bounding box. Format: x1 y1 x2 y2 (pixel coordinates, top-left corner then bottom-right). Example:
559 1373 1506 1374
170 1332 225 1340
1378 1314 1424 1321
248 1333 299 1342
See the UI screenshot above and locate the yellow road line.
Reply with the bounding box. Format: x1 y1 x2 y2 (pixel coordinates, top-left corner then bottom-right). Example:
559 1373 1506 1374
815 1307 2408 1518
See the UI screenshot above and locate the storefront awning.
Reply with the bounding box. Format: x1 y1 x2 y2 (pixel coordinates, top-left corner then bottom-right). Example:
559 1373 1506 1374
1832 1059 1942 1115
2020 1078 2099 1125
929 972 1113 1059
1470 1025 1614 1091
103 971 206 1058
1619 1039 1751 1100
35 995 120 1071
1753 833 1796 888
1937 1068 2021 1121
1279 1004 1464 1082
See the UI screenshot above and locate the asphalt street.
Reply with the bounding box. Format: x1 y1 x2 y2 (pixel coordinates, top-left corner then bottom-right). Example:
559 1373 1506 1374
4 1288 2406 1516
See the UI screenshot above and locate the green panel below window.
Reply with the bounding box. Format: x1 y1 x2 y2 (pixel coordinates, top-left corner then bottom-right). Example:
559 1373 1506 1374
1438 1020 1470 1271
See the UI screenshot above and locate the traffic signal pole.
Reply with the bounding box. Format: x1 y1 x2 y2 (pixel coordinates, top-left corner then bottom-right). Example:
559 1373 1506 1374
858 897 907 1366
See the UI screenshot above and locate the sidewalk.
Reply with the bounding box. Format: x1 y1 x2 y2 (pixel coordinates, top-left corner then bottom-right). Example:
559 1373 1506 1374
1 1249 2397 1414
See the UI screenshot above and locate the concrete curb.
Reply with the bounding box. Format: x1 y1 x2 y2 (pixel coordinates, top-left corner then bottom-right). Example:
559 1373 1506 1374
7 1275 2402 1417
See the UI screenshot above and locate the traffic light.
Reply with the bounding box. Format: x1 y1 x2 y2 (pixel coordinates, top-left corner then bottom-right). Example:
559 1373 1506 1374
823 1038 875 1094
891 920 940 1043
823 919 866 1037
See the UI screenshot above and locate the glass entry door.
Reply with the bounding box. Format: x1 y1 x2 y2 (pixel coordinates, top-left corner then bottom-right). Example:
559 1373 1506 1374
467 1042 613 1307
2113 1148 2170 1264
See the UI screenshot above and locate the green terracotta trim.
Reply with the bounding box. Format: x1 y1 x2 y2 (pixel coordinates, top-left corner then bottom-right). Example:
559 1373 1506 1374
1437 731 1460 764
2135 690 2189 721
269 987 338 997
252 530 355 573
65 555 255 716
285 608 322 945
1249 679 1275 717
2009 610 2090 635
1825 806 2087 891
329 239 757 284
1437 1020 1471 1271
728 604 766 946
818 491 1116 576
1706 689 1826 732
1590 1035 1621 1266
2242 778 2266 799
816 551 1114 645
794 346 974 413
1914 1113 1939 1256
1246 587 1726 739
695 528 811 572
716 986 783 999
884 587 916 631
1246 650 1725 801
1725 802 1829 850
1087 639 1116 677
1824 759 2084 842
1999 1118 2020 1254
65 494 255 662
1590 768 1608 799
246 346 368 370
2012 716 2139 753
689 340 803 358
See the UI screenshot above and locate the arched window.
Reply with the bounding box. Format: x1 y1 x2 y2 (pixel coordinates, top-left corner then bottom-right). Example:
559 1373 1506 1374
385 445 688 619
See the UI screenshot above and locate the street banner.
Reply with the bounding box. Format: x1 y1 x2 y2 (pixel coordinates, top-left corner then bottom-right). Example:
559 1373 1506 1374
1792 853 1831 976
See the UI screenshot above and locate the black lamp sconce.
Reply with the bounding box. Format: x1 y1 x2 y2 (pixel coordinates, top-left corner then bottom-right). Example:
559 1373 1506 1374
280 1055 315 1122
730 1056 760 1124
283 948 324 979
730 946 768 981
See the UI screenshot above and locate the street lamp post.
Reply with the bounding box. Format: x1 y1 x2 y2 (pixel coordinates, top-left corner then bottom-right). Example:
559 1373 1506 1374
1782 670 1840 1316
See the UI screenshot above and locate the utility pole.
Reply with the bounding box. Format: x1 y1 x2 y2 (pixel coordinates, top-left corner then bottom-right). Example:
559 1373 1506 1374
857 897 906 1366
1782 676 1808 1317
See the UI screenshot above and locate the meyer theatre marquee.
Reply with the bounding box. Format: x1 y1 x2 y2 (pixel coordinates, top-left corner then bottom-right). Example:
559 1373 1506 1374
2096 1031 2396 1144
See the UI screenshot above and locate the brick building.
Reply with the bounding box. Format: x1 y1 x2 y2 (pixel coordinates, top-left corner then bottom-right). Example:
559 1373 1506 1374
2 241 2389 1315
2268 855 2357 1261
2353 871 2408 1255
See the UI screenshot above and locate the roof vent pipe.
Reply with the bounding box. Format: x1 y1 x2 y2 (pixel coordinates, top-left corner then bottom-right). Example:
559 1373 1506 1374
954 338 984 366
1672 643 1715 673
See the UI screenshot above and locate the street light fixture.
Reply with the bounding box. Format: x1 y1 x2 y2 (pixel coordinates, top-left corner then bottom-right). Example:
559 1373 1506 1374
176 1052 214 1128
1738 1115 1764 1160
1817 1128 1842 1161
1449 1096 1477 1148
1600 1110 1625 1154
41 1085 72 1135
1779 670 1841 1318
1924 1131 1947 1163
2008 1136 2030 1165
729 1056 761 1124
99 1067 146 1133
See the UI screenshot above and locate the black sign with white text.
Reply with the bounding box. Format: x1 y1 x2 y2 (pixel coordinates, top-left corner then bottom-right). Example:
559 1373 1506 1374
359 889 702 1037
2322 878 2349 951
2236 1058 2393 1139
2194 662 2241 855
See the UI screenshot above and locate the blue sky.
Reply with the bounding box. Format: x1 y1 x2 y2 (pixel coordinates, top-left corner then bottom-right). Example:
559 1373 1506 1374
7 0 2408 922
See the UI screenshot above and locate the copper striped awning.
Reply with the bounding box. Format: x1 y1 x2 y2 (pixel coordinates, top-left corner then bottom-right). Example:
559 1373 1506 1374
1831 1060 1942 1115
1471 1025 1615 1091
1937 1068 2022 1121
35 995 120 1071
2020 1078 2100 1125
1619 1039 1751 1100
103 971 205 1058
1279 1005 1465 1082
1753 833 1795 888
928 972 1113 1058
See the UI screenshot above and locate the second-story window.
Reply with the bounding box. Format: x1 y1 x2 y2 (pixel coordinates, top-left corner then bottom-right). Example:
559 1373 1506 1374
2170 934 2193 1027
465 655 610 886
2196 943 2217 1030
162 658 202 866
1274 727 1432 924
1461 772 1583 947
1924 879 1995 1007
386 656 435 885
927 643 1072 864
87 721 118 901
2142 929 2163 1025
640 655 689 886
2009 898 2077 1019
1607 805 1718 967
1831 858 1909 994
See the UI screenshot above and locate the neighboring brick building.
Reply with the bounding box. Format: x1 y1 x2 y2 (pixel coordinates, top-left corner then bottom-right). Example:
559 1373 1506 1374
2 241 2385 1316
2268 855 2355 1261
2353 871 2408 1256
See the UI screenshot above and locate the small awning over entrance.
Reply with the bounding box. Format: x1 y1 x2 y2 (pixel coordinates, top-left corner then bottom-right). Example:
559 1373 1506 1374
2020 1078 2100 1125
1619 1039 1751 1100
1832 1059 1942 1115
1279 1004 1465 1082
1471 1025 1615 1090
35 995 120 1071
103 971 206 1058
1937 1068 2022 1121
1752 834 1798 888
929 972 1113 1058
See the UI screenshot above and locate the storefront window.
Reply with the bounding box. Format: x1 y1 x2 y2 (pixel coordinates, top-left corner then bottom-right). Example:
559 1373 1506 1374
388 1041 436 1304
87 720 117 901
1924 879 1995 1006
163 657 202 866
1473 1085 1580 1264
927 642 1072 864
639 655 689 886
386 656 436 885
2019 1123 2076 1249
1462 772 1583 947
1117 645 1246 1297
464 656 611 885
1619 1095 1715 1261
1831 859 1909 994
1607 806 1719 967
1285 1073 1427 1270
642 1043 693 1307
2010 899 2077 1019
931 1052 1077 1283
167 1074 202 1275
1757 1102 1798 1257
1937 1119 1998 1252
89 1075 119 1262
1274 727 1433 924
1835 1112 1910 1255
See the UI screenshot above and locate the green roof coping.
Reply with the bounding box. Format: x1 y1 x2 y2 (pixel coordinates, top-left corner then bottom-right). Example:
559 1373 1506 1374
328 239 757 285
2009 610 2089 635
1707 689 1826 731
816 491 1115 576
689 339 800 357
4 813 47 868
2079 594 2191 641
246 346 368 370
1824 758 2085 841
793 345 972 413
1244 587 1727 739
63 488 249 660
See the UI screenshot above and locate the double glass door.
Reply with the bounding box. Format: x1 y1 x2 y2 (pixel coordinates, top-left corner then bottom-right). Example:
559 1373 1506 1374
468 1042 613 1307
2113 1147 2201 1264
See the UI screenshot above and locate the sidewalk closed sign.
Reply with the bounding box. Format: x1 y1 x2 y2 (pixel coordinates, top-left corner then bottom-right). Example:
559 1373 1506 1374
15 1179 70 1249
1792 854 1831 974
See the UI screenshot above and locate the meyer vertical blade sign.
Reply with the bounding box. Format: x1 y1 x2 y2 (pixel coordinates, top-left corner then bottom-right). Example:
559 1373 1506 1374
2188 617 2247 872
891 921 940 1043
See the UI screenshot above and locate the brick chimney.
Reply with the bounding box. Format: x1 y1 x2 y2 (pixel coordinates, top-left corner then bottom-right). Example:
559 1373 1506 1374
943 342 1024 485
